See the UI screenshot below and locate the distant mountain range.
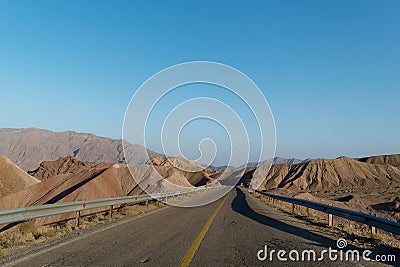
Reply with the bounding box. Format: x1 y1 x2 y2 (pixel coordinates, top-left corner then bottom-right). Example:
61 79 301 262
0 128 160 171
207 157 310 171
0 128 308 171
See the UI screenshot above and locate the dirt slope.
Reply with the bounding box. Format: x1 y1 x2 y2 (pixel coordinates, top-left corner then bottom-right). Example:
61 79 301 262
0 156 40 197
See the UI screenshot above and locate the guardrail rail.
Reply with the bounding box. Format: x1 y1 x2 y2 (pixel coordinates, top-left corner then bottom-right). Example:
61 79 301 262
0 187 211 228
250 188 400 237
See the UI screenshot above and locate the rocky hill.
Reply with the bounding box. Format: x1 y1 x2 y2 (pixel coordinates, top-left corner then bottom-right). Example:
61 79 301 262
243 156 400 191
239 157 307 169
358 154 400 168
28 156 97 180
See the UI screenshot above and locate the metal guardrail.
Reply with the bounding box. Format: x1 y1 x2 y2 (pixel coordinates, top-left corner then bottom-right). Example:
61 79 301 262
253 189 400 235
0 187 208 226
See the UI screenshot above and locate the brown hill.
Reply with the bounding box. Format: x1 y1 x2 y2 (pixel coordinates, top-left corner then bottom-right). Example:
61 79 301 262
0 163 135 225
0 156 40 197
251 156 400 191
0 128 160 171
0 164 182 225
147 156 204 171
0 156 217 225
28 156 97 180
358 154 400 168
148 156 218 186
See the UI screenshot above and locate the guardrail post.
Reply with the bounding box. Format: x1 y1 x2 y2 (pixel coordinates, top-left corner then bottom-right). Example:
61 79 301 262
146 200 149 208
291 203 295 214
328 214 333 227
109 205 113 219
272 198 275 204
305 207 309 217
371 226 377 237
75 211 80 228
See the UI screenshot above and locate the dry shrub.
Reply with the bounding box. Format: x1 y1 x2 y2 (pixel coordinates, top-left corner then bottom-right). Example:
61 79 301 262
119 202 160 216
0 245 8 259
17 221 37 236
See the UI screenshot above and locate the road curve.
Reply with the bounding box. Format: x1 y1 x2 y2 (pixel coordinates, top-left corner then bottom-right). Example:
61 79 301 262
3 188 396 267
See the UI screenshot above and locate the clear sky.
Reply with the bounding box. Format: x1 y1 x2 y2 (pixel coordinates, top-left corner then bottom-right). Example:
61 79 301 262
0 0 399 162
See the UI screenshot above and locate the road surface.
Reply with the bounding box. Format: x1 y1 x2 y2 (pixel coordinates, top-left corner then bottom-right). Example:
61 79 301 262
2 187 397 267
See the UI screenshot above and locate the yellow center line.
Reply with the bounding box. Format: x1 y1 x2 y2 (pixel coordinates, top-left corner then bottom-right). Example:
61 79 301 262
179 193 230 267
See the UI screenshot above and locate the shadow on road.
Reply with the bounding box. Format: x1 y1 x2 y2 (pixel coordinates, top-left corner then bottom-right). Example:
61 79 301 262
231 187 400 266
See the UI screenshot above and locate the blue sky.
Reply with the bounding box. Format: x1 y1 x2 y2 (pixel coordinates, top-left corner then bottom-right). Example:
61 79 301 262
0 0 399 162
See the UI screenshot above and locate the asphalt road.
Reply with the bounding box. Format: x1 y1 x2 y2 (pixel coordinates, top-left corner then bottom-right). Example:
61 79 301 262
3 187 397 267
